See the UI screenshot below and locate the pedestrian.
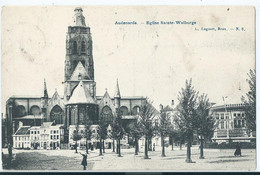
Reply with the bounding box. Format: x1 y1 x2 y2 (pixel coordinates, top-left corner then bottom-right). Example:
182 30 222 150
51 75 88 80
234 142 242 156
79 152 87 170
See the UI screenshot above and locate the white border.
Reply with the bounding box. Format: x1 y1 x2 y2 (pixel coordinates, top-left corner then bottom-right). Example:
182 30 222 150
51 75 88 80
0 0 259 172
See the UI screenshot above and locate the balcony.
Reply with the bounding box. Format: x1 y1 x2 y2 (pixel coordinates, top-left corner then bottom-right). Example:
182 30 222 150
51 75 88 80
216 128 250 138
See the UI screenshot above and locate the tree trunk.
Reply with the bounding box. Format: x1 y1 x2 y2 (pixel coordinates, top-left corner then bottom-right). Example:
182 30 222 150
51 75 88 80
144 136 149 159
185 139 192 163
75 141 78 153
199 137 204 159
180 141 182 150
103 139 105 153
116 140 119 154
118 139 122 157
99 138 102 156
161 136 166 157
86 139 88 154
112 138 115 152
137 141 139 153
172 141 174 151
135 137 138 155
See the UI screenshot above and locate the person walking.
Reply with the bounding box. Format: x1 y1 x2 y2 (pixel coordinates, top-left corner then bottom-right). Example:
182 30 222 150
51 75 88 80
79 152 87 170
234 142 242 156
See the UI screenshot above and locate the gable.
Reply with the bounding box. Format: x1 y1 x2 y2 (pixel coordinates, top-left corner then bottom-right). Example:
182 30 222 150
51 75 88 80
99 91 116 115
70 61 90 81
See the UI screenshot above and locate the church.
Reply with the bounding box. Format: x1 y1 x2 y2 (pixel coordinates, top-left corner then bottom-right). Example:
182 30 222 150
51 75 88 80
4 7 148 147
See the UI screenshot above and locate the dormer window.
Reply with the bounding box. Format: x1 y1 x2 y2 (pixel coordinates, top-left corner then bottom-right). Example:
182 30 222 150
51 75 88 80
78 73 82 80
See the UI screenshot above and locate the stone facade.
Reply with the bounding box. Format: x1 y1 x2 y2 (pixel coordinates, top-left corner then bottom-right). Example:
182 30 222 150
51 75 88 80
4 7 146 147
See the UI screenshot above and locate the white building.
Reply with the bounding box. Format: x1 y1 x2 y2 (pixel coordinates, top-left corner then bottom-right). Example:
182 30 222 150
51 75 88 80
13 126 31 149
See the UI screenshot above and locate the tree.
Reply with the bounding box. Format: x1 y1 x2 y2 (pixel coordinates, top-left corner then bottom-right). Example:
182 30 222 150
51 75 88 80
114 108 125 157
72 124 82 153
169 125 178 151
176 79 198 163
139 98 156 159
157 107 172 157
97 117 107 156
128 119 143 155
83 123 92 154
196 94 215 159
242 69 256 132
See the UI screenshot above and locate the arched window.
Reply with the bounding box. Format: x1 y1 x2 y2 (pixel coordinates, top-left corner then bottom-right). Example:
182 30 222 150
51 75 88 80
132 106 140 115
16 105 26 117
81 41 86 53
120 106 128 116
72 41 77 54
30 105 41 115
50 105 64 124
101 106 113 123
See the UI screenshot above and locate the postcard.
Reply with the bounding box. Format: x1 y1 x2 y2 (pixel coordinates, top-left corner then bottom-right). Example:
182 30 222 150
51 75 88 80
1 6 256 171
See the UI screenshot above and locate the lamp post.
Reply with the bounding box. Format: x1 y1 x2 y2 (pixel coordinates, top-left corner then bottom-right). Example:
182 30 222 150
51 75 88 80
223 96 230 141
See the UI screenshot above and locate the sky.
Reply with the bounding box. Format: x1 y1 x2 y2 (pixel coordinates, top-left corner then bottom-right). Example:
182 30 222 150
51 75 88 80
1 6 255 113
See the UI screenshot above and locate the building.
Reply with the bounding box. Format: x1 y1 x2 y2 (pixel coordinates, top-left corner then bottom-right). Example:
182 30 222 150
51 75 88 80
211 103 256 143
13 126 30 149
4 7 147 148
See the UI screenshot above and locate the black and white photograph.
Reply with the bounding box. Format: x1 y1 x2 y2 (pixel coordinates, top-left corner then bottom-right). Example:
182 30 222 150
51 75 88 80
0 5 257 171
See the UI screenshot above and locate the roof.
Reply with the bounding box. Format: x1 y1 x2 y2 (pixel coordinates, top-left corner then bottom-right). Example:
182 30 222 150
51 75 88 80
40 122 54 128
14 126 31 135
13 115 44 120
70 62 90 81
96 96 146 100
10 95 42 99
67 81 96 105
122 115 138 120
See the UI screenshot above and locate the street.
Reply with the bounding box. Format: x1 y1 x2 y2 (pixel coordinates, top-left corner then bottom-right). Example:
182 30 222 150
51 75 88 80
2 145 256 171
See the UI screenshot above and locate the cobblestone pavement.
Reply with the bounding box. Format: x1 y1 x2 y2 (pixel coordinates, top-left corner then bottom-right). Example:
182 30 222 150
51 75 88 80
2 146 256 171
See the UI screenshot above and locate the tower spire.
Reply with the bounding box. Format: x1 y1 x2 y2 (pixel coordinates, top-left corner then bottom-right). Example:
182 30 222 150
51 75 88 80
114 79 121 98
44 78 48 98
73 7 86 26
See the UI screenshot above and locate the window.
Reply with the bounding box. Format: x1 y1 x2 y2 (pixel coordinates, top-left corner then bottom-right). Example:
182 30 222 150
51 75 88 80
216 114 219 119
242 120 245 127
81 41 86 53
238 113 241 117
242 113 245 117
225 113 229 119
221 121 224 129
221 114 224 119
73 41 77 54
51 136 53 139
38 131 40 134
34 131 36 134
31 131 33 134
57 130 59 134
234 113 236 117
54 130 56 134
57 135 59 139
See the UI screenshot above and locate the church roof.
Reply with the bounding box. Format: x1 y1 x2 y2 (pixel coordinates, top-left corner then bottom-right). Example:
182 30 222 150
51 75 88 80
70 62 91 81
67 81 96 105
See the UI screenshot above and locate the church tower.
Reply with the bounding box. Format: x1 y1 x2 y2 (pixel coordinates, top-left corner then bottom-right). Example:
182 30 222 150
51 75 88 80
64 7 96 101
